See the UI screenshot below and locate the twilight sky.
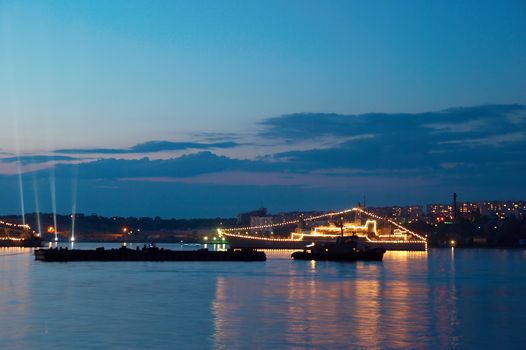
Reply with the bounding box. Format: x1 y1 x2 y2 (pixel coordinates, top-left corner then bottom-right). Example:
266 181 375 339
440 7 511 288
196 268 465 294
0 1 525 217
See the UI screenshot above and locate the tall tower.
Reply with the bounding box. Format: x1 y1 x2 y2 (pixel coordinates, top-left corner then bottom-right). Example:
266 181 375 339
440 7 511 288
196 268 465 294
453 192 458 222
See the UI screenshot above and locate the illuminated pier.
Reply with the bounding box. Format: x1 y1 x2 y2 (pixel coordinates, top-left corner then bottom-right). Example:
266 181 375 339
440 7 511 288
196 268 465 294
0 220 42 247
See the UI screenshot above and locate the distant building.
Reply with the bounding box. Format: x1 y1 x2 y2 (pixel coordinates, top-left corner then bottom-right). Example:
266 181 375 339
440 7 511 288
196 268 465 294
250 216 274 233
459 202 480 221
405 206 424 221
427 204 453 223
366 205 423 223
479 201 526 220
425 199 526 222
237 208 268 226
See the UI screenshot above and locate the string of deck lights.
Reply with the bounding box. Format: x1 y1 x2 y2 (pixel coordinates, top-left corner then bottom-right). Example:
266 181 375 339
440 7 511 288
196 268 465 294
219 207 426 242
0 220 31 230
356 208 427 241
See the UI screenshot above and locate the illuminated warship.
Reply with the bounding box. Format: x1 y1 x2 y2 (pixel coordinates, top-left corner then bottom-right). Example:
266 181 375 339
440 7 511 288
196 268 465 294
219 207 427 251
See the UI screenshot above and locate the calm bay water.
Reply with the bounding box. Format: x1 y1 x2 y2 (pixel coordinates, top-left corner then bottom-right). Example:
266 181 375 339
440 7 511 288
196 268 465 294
1 244 525 349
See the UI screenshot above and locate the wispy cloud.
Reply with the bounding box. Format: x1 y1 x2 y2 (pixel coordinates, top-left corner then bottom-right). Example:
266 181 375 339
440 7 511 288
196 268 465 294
0 155 81 164
189 132 240 142
424 120 487 133
439 132 526 146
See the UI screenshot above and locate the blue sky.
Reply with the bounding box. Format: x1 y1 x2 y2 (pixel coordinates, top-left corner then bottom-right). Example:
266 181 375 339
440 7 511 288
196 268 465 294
0 1 525 217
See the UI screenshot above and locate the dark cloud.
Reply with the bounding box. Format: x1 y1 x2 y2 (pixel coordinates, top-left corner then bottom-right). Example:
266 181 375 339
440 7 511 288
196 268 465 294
132 141 239 152
260 104 525 140
47 151 279 180
262 104 526 175
54 140 240 154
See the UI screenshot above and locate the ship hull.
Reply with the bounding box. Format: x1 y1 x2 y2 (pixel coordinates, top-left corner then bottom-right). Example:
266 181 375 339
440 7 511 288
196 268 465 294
224 234 426 251
292 249 385 262
375 241 427 251
224 234 334 249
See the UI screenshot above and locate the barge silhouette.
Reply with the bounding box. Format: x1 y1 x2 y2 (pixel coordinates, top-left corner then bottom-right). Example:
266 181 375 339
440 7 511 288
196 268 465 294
35 246 266 262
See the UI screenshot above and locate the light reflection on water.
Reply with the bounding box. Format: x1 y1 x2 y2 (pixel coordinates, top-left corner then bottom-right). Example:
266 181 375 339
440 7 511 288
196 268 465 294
0 247 32 346
1 246 525 349
212 251 434 350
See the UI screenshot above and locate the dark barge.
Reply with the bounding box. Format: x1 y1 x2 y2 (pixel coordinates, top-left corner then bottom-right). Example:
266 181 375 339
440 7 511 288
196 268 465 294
35 246 266 262
291 236 386 262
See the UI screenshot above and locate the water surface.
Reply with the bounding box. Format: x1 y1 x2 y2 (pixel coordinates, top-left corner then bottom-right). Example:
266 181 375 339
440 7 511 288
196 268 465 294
1 244 525 349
